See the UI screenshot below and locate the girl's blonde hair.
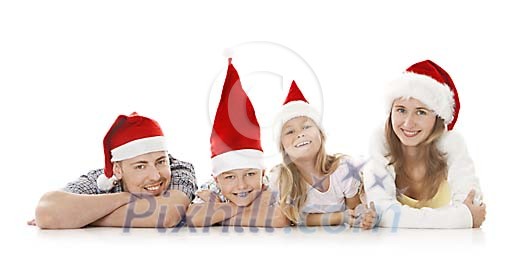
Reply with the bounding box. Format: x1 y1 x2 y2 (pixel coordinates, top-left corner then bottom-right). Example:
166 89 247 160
385 113 447 205
277 127 344 224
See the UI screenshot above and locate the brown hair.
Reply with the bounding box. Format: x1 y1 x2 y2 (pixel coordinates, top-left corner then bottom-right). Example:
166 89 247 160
385 114 448 204
277 129 344 224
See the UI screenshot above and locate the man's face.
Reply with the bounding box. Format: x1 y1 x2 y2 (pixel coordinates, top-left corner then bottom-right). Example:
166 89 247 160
114 151 171 196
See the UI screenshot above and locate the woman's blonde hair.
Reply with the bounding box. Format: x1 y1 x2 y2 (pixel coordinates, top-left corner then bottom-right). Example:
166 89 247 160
385 113 448 204
277 126 344 224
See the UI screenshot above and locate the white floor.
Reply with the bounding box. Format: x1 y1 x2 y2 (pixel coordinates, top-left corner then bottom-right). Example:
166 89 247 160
5 220 517 276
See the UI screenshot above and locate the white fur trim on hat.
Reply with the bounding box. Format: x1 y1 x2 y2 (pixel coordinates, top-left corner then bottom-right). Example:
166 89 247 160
97 174 118 191
273 101 322 148
385 72 455 124
211 149 265 176
111 136 167 162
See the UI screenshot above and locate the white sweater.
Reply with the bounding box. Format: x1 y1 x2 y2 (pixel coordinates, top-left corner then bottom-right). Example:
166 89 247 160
363 129 483 229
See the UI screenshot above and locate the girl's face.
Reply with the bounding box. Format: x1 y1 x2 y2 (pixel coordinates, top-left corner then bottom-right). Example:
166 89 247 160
215 168 263 207
391 98 437 147
281 116 322 162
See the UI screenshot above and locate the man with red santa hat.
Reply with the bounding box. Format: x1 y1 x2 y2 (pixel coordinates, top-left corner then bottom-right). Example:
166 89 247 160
33 112 197 229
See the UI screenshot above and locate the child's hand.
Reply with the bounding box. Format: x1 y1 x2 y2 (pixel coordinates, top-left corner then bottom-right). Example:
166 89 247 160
360 202 377 230
254 190 277 207
196 190 221 203
344 209 356 225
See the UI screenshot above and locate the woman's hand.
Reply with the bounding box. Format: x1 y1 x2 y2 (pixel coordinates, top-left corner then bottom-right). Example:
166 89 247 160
463 190 486 228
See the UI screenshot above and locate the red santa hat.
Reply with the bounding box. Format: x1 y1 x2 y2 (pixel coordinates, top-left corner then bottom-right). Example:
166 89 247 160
210 58 264 176
97 112 168 191
385 60 460 131
274 80 322 148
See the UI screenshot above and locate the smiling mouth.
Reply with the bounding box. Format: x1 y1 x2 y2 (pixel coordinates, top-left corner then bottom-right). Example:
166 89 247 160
144 182 163 192
294 141 312 148
401 129 421 138
233 190 252 198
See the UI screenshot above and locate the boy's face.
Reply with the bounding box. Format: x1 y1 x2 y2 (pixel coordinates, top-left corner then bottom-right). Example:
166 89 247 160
114 151 171 196
215 168 264 207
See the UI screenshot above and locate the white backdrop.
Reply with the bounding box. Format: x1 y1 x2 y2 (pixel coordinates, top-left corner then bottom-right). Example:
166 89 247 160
1 0 523 275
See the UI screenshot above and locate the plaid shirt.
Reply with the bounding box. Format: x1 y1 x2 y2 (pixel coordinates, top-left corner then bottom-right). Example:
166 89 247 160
63 154 197 201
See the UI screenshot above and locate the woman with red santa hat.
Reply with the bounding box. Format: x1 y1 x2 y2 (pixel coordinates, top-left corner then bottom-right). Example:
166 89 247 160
363 60 486 229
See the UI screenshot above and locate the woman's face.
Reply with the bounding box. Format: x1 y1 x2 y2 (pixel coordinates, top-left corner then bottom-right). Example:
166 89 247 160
281 116 322 162
391 98 437 147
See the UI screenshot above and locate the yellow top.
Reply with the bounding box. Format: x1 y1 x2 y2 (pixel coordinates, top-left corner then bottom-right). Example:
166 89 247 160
397 181 451 208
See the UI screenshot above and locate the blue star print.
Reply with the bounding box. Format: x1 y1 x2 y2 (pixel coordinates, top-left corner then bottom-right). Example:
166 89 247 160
370 174 387 190
341 159 367 183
